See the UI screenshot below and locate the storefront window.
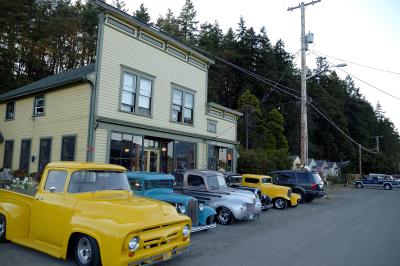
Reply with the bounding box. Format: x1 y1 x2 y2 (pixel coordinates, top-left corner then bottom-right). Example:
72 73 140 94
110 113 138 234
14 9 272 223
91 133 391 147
173 141 196 179
110 132 143 171
208 145 234 172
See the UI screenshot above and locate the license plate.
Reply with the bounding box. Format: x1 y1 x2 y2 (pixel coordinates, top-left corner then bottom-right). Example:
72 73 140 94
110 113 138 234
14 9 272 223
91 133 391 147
249 214 254 220
163 252 172 261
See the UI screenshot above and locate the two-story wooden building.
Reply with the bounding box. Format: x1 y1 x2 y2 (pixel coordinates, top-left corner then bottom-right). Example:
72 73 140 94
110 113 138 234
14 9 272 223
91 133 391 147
0 1 241 176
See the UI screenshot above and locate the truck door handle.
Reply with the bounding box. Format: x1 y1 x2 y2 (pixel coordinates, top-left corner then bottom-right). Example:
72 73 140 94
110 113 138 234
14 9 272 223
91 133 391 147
35 196 44 201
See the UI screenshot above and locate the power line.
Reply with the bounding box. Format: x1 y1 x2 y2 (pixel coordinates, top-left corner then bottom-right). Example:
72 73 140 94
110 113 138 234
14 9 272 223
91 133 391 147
312 50 400 75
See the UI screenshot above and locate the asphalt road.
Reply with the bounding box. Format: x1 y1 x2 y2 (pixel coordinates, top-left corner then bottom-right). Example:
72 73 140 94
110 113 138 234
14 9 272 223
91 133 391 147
1 186 400 266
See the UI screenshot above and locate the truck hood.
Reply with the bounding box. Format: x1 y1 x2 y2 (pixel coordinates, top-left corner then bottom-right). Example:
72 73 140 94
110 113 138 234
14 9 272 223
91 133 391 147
263 183 290 193
144 189 193 205
208 187 256 204
72 190 188 226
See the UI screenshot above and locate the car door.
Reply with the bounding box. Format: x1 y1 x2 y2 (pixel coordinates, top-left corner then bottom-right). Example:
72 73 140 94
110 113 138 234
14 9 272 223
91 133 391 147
29 169 68 248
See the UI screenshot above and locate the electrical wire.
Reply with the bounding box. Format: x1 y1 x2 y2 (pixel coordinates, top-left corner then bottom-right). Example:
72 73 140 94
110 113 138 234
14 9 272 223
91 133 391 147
312 50 400 75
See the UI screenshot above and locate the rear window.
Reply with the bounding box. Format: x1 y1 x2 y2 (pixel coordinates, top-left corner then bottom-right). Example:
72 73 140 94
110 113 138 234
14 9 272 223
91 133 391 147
244 177 259 184
296 172 310 183
311 173 323 183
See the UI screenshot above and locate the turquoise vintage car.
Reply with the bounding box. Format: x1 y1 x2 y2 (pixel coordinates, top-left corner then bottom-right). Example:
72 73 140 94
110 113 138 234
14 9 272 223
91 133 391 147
127 172 216 232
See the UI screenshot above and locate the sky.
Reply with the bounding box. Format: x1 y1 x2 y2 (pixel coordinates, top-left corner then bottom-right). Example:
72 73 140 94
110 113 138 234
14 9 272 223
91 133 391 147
117 0 400 130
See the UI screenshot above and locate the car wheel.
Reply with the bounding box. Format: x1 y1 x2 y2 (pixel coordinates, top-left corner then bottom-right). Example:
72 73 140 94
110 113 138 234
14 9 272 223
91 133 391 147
384 184 392 190
305 196 314 202
273 198 287 210
0 215 6 243
74 235 101 266
356 182 363 188
294 190 306 203
216 207 234 225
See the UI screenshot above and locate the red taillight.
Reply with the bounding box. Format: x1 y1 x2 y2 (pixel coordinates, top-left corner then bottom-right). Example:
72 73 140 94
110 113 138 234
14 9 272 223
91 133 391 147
311 183 318 190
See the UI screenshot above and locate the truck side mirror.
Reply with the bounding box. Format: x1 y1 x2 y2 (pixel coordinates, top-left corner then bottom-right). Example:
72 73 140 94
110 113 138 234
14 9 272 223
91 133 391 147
49 187 57 193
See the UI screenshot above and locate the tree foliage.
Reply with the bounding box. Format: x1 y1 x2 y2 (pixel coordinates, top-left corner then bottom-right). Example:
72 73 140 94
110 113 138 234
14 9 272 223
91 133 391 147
2 0 399 174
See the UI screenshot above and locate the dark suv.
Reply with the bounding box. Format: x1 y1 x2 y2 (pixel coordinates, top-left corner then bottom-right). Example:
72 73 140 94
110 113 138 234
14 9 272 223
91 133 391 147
269 170 326 203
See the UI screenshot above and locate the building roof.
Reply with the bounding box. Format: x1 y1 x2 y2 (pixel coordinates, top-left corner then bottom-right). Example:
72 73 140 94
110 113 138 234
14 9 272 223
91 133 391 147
326 161 336 168
94 0 214 65
207 102 243 117
315 160 326 167
0 64 95 102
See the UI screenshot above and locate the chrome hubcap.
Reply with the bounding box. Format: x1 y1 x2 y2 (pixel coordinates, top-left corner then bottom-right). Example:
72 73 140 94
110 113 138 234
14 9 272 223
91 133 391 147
275 199 285 209
218 209 230 223
77 237 92 264
0 221 4 236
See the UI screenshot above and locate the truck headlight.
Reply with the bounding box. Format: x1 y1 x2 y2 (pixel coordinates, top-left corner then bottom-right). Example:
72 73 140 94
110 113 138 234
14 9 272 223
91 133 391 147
182 225 190 237
176 203 186 214
128 236 140 251
255 199 261 208
199 203 204 211
240 203 247 212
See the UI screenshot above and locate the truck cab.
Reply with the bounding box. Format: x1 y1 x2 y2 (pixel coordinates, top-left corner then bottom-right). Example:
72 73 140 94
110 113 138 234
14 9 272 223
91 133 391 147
127 172 216 232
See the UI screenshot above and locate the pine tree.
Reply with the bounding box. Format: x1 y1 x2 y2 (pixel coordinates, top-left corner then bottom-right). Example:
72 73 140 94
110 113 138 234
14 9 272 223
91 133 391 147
178 0 198 44
265 108 288 151
133 3 151 24
156 9 180 37
112 0 128 13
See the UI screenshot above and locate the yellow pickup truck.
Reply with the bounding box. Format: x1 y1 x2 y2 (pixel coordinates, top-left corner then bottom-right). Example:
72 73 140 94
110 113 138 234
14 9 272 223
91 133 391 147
242 174 301 209
0 162 191 266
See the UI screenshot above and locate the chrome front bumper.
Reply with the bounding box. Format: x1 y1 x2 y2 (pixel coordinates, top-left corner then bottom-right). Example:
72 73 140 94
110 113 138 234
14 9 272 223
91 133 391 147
191 223 217 233
128 245 192 266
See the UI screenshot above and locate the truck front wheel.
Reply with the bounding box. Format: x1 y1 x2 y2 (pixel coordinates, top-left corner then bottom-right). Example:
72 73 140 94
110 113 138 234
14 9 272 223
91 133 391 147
74 234 101 266
273 198 287 210
0 214 6 242
216 207 234 225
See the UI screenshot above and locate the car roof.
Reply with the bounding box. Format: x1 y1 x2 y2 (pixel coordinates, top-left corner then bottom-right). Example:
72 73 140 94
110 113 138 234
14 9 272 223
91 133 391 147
46 162 126 171
242 174 269 179
126 171 175 181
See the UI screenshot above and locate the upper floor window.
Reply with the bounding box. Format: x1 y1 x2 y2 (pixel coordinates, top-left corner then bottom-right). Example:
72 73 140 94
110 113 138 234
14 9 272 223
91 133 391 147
34 95 45 116
5 102 15 120
171 87 194 125
120 70 153 117
207 120 217 133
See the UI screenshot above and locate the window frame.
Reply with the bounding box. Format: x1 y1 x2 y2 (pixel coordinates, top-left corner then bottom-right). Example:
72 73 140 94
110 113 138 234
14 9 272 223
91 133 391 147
5 101 15 120
207 119 217 133
170 85 195 126
38 137 52 173
33 95 45 116
119 66 155 118
60 135 77 161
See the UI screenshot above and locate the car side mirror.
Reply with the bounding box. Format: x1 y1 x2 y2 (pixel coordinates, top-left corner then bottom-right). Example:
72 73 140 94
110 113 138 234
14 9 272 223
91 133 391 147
49 187 56 193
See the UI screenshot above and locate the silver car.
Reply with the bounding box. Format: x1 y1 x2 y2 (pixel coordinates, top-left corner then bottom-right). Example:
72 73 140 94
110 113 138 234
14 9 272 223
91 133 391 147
178 170 262 225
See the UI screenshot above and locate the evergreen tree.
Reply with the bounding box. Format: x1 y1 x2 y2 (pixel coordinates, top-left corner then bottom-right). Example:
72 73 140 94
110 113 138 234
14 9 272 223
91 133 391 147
111 0 128 12
156 9 180 37
133 3 151 24
178 0 198 44
265 108 288 151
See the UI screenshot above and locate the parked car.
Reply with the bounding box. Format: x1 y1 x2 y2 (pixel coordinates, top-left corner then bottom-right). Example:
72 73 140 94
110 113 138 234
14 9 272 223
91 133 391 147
241 174 301 209
353 175 399 190
127 172 216 232
0 162 191 266
270 170 326 203
176 170 262 225
222 172 272 210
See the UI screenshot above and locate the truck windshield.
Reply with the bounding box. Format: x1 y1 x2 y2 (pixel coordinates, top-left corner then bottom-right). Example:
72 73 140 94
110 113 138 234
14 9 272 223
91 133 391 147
207 175 227 188
68 171 131 193
144 180 174 190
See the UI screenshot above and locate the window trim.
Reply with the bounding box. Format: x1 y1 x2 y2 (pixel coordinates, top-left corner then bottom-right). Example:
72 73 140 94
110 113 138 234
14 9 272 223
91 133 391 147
19 138 31 173
106 16 136 36
139 31 164 49
33 95 45 117
5 101 15 121
188 56 206 69
118 65 155 118
207 119 217 133
60 134 77 161
3 140 14 169
169 84 195 126
166 45 187 60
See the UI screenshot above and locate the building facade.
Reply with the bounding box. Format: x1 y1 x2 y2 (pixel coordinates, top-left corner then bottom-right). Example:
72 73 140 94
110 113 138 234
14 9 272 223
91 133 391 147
0 1 241 176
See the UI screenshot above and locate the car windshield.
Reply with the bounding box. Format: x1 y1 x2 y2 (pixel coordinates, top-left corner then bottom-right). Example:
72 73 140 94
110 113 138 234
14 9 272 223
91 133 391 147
207 174 227 188
144 180 174 189
262 178 272 184
312 173 323 183
68 171 131 193
230 176 242 184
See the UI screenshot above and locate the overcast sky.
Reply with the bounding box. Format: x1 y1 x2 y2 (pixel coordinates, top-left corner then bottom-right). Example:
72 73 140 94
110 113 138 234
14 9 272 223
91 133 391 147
118 0 400 130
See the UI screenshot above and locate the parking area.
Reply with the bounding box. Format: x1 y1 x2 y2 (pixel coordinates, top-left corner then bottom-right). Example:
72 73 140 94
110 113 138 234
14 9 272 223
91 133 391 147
1 186 400 266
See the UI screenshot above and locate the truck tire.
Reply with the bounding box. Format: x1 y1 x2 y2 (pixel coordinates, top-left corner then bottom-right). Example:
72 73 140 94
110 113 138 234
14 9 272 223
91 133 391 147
305 196 314 203
384 184 392 190
74 234 101 266
216 207 234 225
356 182 363 188
273 198 287 210
0 215 6 242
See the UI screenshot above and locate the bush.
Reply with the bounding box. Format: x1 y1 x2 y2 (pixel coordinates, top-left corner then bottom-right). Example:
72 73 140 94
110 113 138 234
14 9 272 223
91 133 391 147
237 148 290 174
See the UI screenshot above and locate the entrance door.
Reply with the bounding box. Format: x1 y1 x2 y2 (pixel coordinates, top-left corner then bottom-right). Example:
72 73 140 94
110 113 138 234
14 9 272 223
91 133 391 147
144 150 160 172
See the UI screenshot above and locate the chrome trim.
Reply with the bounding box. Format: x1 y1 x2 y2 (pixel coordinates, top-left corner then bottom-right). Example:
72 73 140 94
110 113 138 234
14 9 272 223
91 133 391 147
128 245 192 266
191 223 217 233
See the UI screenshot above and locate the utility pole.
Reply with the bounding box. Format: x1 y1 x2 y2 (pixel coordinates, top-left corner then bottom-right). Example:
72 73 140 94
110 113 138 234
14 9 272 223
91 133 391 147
372 135 383 152
288 0 321 165
359 144 362 177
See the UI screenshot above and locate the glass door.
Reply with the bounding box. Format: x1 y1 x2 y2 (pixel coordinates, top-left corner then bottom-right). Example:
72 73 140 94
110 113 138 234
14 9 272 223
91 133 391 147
144 149 160 172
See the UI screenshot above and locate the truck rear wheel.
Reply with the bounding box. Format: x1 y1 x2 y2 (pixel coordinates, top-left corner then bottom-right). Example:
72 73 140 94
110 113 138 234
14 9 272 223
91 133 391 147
384 184 392 190
0 215 6 242
74 234 101 266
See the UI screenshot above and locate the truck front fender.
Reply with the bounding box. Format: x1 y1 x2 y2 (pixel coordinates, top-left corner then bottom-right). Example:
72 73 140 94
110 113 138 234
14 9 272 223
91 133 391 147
198 206 216 225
